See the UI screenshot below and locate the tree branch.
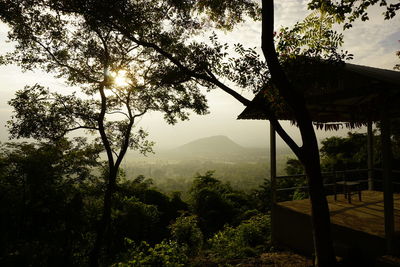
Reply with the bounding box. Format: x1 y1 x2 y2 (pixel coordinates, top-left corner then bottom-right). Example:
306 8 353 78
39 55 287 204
55 125 99 140
33 39 101 84
106 111 130 119
111 24 251 106
132 109 148 120
261 0 307 118
261 0 319 155
115 91 136 170
268 115 301 158
98 82 115 168
65 125 99 133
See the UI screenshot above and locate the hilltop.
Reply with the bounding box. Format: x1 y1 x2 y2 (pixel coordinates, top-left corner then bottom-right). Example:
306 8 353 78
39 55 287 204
171 135 244 156
125 135 294 162
158 135 265 161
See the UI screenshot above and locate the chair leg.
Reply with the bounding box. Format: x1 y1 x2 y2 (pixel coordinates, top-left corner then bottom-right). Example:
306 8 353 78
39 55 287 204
346 185 352 203
358 189 362 201
334 185 337 201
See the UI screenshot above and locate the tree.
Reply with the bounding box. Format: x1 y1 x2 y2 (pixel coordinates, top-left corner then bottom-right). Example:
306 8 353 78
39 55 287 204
0 1 340 265
189 171 254 236
101 3 344 265
0 138 101 266
320 133 370 171
0 3 209 266
276 10 353 61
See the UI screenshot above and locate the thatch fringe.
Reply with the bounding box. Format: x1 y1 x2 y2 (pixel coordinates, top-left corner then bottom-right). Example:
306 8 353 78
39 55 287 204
314 122 367 131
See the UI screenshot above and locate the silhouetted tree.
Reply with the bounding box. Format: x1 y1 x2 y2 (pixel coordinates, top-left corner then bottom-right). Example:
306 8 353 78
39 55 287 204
0 3 208 265
0 139 101 266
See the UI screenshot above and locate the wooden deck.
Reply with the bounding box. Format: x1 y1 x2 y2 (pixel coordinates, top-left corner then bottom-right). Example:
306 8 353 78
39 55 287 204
273 191 400 261
278 190 400 238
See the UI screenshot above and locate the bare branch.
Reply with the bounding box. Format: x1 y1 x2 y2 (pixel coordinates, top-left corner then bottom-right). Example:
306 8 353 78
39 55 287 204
106 111 130 119
268 116 301 158
64 125 99 133
132 109 148 120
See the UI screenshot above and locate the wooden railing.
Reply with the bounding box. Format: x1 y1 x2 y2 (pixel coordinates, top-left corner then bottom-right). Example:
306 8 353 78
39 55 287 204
274 168 400 200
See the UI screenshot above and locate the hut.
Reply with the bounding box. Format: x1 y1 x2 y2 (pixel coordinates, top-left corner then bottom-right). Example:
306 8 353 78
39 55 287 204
238 61 400 261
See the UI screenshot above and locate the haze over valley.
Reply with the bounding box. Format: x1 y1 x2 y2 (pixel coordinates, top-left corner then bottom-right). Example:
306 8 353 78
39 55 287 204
123 135 293 193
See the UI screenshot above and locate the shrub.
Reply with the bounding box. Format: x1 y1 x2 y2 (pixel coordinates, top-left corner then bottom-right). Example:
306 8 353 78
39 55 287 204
189 171 254 236
207 214 271 260
169 215 203 256
113 197 160 245
114 240 188 267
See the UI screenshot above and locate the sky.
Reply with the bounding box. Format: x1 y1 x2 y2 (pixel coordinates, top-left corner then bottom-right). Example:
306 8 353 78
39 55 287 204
0 1 399 151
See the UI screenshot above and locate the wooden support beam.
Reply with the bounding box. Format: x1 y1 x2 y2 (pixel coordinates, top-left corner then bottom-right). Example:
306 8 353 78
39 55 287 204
381 106 395 254
367 120 374 190
270 123 277 244
271 124 277 204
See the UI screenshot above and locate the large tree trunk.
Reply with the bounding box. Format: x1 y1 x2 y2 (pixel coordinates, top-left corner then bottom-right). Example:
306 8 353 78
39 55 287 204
262 1 336 266
90 79 118 267
90 168 118 267
301 125 336 266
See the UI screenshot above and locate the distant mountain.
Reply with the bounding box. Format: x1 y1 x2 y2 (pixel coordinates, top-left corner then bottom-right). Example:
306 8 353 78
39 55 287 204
125 135 293 162
176 135 244 154
160 135 265 161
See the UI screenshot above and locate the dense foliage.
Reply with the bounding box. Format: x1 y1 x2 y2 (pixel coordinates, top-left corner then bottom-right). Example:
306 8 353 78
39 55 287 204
2 131 399 265
114 240 189 267
0 139 274 266
169 215 203 256
0 139 100 266
0 1 216 264
207 214 271 261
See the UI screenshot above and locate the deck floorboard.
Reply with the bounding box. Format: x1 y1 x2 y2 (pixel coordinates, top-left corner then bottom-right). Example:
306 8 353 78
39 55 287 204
278 190 400 238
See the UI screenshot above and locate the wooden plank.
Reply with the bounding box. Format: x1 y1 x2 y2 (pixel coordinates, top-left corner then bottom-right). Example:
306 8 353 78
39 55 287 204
278 191 400 239
275 196 389 261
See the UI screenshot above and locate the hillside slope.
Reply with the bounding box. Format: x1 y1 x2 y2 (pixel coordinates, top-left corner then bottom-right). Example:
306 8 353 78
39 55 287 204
162 135 265 161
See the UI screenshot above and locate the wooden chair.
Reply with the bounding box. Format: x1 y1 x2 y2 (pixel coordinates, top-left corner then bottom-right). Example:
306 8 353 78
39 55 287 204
334 173 362 203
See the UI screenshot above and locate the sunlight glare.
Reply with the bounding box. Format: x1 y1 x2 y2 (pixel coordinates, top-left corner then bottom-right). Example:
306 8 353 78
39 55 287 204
112 70 129 87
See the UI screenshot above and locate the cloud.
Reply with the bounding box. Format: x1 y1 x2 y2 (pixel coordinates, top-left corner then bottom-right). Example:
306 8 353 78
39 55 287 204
274 0 310 27
342 14 400 69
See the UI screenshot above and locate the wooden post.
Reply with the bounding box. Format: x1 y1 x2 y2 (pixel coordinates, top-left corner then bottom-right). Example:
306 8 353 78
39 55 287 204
270 123 277 243
381 106 395 254
367 120 374 190
271 124 277 204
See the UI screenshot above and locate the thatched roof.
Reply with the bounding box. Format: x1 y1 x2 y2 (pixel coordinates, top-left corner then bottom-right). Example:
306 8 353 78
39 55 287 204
238 62 400 130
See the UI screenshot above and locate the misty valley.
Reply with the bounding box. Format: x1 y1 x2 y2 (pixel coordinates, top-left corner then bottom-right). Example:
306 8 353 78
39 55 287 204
123 135 291 194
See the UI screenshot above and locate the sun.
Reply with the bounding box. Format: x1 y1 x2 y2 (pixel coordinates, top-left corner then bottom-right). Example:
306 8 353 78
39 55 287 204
111 70 129 87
